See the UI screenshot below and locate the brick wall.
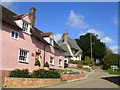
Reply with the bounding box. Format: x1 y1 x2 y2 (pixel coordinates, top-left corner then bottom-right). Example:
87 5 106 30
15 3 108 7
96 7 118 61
61 73 85 80
0 70 10 85
5 77 61 88
68 63 78 68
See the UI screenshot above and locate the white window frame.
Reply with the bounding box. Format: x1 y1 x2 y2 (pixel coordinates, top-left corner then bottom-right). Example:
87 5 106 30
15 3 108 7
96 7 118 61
10 30 19 40
18 49 29 63
50 38 54 46
50 56 54 65
59 59 62 66
22 20 29 33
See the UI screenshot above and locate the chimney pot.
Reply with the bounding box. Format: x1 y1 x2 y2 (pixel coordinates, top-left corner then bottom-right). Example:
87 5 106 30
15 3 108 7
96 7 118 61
64 30 68 44
29 7 36 28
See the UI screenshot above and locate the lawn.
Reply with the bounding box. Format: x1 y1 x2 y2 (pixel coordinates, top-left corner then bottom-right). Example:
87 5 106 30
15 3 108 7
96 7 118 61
104 69 120 75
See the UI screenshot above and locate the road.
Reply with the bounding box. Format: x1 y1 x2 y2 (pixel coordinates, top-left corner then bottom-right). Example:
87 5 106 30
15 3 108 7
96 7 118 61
44 67 119 88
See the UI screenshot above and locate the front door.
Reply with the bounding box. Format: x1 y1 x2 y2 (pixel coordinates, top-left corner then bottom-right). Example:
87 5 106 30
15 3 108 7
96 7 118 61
35 52 40 61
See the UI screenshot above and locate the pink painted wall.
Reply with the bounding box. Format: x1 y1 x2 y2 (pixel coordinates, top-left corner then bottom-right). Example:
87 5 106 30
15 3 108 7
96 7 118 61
2 22 65 72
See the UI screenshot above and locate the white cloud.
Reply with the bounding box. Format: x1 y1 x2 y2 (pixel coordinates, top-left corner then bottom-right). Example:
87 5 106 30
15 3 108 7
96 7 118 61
79 28 103 38
79 28 114 44
87 29 103 38
112 17 118 25
54 34 62 42
101 37 114 44
66 10 88 29
109 46 120 54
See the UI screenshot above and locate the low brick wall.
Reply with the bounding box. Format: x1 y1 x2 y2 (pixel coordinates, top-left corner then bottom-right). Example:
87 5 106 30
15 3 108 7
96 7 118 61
61 73 85 80
5 77 61 88
68 63 78 68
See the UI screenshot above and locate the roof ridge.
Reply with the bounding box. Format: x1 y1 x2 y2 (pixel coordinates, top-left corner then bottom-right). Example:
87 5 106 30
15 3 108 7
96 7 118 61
2 5 18 15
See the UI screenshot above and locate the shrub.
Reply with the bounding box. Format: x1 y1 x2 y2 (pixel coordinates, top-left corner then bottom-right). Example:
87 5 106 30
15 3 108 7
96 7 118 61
9 69 30 78
44 62 49 68
102 54 119 69
68 60 83 64
84 56 95 65
31 69 60 78
35 60 40 66
77 64 83 68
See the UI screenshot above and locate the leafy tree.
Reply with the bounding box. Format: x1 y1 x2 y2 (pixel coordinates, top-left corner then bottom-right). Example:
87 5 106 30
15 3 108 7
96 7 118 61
75 33 107 61
102 53 120 69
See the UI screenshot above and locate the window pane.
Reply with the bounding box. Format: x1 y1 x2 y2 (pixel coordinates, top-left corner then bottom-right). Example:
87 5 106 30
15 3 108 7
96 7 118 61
15 32 18 39
11 31 14 37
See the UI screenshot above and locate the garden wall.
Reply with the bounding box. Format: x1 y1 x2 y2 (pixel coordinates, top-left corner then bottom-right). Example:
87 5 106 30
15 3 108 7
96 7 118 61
61 73 85 80
68 63 77 68
4 77 61 88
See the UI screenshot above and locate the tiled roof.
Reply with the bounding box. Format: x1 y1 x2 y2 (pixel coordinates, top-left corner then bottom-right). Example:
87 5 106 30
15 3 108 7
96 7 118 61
58 33 82 56
14 13 28 20
40 32 53 37
1 5 21 29
1 5 64 51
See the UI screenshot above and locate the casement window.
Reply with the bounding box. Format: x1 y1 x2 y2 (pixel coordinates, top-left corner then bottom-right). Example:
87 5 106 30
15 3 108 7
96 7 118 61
18 49 29 63
22 20 29 32
10 30 19 40
50 38 54 46
59 59 62 66
50 56 54 65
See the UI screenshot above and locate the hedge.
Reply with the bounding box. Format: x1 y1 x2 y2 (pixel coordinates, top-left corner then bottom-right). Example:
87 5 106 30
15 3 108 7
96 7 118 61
9 69 61 78
31 69 60 78
9 69 30 78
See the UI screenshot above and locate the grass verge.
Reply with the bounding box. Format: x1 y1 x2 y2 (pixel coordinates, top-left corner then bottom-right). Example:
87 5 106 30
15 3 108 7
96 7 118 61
104 69 120 75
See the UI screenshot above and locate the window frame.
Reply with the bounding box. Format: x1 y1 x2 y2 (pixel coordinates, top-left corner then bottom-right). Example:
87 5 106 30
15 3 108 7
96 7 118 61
49 38 54 46
22 20 29 33
50 56 54 65
10 30 19 40
18 49 29 63
59 59 62 66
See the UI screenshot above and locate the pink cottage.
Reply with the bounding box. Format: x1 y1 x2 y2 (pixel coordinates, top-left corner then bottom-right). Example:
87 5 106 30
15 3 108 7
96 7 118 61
0 5 65 83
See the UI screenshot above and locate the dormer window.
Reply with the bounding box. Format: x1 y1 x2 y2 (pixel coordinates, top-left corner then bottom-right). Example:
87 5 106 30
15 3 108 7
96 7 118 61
22 20 29 32
50 38 54 46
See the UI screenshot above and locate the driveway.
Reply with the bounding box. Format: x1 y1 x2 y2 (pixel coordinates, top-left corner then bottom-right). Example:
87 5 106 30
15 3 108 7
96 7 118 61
43 67 119 88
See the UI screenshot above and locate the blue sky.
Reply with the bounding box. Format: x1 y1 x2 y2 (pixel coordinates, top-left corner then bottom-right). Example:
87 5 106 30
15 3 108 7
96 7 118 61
2 2 119 53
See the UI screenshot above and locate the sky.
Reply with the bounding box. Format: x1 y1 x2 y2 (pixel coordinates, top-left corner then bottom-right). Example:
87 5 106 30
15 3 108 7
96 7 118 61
2 2 119 54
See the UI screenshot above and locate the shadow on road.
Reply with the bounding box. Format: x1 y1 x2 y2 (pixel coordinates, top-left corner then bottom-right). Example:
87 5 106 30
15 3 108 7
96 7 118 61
101 76 120 86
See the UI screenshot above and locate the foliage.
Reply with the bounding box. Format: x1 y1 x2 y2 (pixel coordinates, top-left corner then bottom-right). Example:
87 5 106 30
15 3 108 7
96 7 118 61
77 64 83 68
84 56 95 65
34 60 40 66
44 62 49 68
31 69 60 78
9 69 30 78
9 69 61 78
75 33 107 60
104 69 120 75
68 60 83 64
102 53 119 69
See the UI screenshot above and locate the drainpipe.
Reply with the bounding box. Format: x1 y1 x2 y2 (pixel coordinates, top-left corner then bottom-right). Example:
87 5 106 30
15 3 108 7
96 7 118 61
43 45 46 68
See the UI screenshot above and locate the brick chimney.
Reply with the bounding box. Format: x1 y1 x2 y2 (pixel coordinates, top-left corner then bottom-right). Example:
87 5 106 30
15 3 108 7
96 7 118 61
29 7 36 28
64 30 68 44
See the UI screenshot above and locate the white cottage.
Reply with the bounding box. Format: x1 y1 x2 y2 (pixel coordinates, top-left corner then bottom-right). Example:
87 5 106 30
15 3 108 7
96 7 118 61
58 30 82 64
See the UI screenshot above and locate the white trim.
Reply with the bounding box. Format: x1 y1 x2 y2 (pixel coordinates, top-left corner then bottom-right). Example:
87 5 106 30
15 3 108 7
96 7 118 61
18 48 29 63
10 30 19 40
50 56 54 65
58 59 62 66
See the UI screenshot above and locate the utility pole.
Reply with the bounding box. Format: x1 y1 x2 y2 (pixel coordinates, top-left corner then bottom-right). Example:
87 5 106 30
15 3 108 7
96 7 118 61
90 33 93 60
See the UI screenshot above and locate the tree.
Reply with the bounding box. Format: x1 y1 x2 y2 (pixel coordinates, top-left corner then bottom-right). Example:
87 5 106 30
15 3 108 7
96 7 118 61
75 33 106 61
102 53 120 69
106 47 113 55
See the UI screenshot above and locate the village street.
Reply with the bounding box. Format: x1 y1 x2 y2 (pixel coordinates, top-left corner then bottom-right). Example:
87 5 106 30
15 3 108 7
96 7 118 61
42 67 119 88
